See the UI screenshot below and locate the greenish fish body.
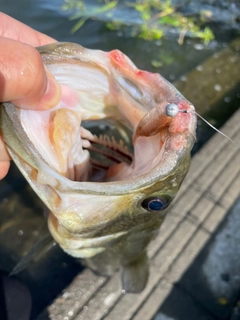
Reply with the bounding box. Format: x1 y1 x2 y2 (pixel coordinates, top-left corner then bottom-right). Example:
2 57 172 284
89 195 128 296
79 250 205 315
1 43 196 292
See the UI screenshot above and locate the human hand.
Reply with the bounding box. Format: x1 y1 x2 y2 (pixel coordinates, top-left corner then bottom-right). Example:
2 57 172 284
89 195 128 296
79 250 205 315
0 13 62 179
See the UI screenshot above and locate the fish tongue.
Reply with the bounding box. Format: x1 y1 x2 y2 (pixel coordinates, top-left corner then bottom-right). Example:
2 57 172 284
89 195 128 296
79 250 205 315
52 108 91 181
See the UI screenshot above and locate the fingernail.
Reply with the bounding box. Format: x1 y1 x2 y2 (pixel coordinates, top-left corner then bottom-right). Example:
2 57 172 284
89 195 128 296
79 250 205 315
40 67 62 109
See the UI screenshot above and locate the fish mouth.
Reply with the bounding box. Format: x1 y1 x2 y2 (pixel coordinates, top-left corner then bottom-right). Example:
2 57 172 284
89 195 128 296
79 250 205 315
14 98 196 194
2 43 197 193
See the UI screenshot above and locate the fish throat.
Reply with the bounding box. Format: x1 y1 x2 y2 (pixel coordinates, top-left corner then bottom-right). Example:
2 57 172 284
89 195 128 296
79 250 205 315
44 103 168 184
80 123 133 180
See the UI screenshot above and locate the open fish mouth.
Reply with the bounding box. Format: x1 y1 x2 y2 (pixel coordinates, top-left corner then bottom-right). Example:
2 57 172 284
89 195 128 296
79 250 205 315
1 43 197 292
2 43 196 188
0 41 197 225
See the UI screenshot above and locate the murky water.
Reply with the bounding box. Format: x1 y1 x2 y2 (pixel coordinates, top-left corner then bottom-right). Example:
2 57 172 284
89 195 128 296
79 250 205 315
0 1 240 318
0 0 236 75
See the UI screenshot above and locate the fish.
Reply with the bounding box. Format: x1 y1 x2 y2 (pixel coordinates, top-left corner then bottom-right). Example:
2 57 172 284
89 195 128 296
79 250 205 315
0 42 197 293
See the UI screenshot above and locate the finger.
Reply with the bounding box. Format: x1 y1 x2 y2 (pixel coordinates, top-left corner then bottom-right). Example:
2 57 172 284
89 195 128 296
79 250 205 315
0 12 56 46
0 161 10 180
0 37 61 110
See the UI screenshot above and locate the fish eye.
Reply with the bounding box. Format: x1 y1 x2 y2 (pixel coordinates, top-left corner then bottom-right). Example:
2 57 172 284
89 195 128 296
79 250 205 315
166 103 179 117
141 196 170 212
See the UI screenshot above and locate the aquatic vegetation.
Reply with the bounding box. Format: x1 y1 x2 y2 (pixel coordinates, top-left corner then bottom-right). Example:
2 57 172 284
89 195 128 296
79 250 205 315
62 0 215 44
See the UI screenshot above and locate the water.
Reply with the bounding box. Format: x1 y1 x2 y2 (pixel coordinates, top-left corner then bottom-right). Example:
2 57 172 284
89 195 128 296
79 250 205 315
0 0 235 76
0 1 240 318
1 0 238 107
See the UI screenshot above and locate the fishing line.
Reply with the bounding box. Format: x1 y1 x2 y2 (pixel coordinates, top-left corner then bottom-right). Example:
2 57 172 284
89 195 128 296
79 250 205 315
179 109 240 150
195 111 240 150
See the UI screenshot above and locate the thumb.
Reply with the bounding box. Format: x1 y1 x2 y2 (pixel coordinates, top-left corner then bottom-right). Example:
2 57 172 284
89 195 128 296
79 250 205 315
0 37 61 109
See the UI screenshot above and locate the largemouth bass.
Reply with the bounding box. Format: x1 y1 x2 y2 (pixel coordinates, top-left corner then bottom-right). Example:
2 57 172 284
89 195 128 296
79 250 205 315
0 43 196 293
